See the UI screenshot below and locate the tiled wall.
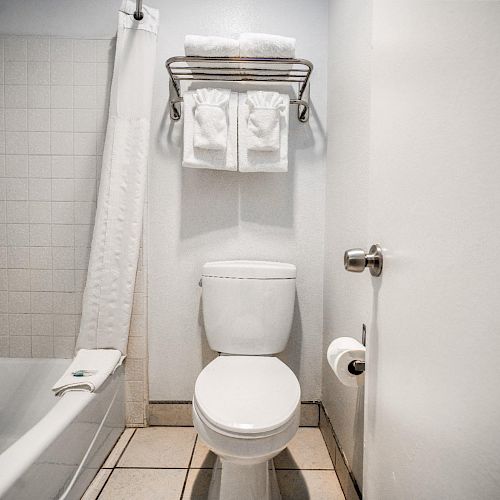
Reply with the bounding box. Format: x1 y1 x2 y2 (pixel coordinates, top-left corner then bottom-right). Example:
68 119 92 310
0 36 113 357
0 35 149 426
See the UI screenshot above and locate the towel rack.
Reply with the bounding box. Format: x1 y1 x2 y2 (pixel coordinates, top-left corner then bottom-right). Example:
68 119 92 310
165 56 314 123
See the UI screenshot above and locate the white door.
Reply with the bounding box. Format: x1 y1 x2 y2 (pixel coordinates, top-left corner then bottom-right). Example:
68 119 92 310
363 2 500 499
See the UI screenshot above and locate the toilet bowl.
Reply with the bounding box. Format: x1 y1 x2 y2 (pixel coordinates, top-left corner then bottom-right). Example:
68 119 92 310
193 356 300 500
194 261 300 500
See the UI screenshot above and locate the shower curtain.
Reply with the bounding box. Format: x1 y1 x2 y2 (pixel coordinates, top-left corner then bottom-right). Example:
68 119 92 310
76 1 159 354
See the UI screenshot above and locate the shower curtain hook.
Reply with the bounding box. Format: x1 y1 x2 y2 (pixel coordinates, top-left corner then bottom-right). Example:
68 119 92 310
134 0 143 20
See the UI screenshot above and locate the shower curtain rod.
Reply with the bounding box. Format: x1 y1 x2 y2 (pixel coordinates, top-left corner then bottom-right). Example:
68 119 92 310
134 0 143 20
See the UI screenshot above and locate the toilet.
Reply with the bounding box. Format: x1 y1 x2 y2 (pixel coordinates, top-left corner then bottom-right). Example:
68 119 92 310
193 260 300 500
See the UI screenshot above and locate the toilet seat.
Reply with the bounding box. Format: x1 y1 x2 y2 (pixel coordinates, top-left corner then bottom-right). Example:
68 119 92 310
194 356 301 437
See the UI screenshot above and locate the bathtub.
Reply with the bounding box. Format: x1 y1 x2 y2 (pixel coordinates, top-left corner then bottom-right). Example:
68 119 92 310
0 358 125 500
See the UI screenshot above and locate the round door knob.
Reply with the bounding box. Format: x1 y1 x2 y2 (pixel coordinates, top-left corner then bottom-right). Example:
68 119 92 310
344 248 367 273
344 244 383 277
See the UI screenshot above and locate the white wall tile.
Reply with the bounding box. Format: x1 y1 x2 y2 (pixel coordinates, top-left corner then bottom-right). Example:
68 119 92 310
74 86 96 108
53 269 74 292
52 201 74 223
53 313 76 335
30 247 52 269
0 292 8 313
50 62 73 85
28 131 51 154
29 224 51 246
74 224 93 247
52 156 74 178
74 109 96 132
74 62 96 86
31 292 52 313
28 109 50 132
5 85 27 108
51 109 73 132
5 131 28 154
8 291 30 313
29 178 51 201
10 335 31 357
52 247 74 269
5 109 27 131
27 85 50 108
74 156 96 178
27 39 50 62
74 132 96 155
52 179 74 201
0 248 6 268
74 202 95 225
50 39 72 62
74 178 96 201
50 85 72 108
9 314 32 335
6 178 28 200
28 61 50 85
8 269 30 291
96 63 113 86
52 224 74 246
53 292 74 314
5 61 27 85
6 155 28 177
73 40 95 62
29 155 51 177
8 246 29 268
7 201 29 223
50 132 73 155
7 224 29 246
74 246 90 269
95 40 114 63
30 269 53 292
54 336 75 357
29 202 51 223
32 336 53 357
5 39 27 62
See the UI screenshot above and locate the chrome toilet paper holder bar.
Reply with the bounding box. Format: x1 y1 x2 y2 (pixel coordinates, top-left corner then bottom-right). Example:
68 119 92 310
348 324 366 375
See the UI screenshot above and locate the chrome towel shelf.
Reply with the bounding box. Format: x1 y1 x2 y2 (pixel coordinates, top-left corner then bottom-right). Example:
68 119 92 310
165 56 313 123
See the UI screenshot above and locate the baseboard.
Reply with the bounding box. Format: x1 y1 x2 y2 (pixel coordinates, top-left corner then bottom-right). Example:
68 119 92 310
148 401 320 427
319 403 362 500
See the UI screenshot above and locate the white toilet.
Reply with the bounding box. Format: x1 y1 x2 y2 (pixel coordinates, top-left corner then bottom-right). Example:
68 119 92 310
193 260 301 500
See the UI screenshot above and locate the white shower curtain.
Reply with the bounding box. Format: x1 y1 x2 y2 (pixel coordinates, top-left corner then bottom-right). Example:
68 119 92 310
76 1 159 354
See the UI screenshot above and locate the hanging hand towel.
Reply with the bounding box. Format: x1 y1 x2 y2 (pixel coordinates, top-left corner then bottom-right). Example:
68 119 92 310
52 349 123 396
193 88 231 150
239 33 296 59
246 91 284 151
185 35 239 57
238 92 289 172
183 90 238 171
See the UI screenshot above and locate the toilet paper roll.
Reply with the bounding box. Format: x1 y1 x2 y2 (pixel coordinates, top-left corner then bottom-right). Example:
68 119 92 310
327 337 365 387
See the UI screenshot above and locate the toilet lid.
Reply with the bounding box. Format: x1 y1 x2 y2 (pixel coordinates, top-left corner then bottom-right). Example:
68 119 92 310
194 356 301 435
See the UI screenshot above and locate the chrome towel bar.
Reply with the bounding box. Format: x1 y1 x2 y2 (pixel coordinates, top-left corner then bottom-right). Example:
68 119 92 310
165 56 313 122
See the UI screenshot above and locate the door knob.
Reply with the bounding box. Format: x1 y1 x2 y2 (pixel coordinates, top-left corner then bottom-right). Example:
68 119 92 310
344 244 383 277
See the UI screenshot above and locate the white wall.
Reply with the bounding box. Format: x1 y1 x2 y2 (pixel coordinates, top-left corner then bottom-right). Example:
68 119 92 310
147 0 328 401
322 0 372 488
363 1 500 498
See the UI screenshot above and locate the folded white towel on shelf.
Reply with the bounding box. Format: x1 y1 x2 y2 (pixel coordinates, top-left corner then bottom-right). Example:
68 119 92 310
246 91 284 152
238 92 290 172
183 90 238 170
193 88 231 150
184 35 239 57
239 33 296 59
52 349 123 396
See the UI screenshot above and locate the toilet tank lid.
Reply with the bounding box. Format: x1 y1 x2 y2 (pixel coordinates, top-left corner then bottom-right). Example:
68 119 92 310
202 260 296 279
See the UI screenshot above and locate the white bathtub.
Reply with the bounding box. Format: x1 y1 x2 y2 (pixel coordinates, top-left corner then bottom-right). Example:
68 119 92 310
0 358 124 500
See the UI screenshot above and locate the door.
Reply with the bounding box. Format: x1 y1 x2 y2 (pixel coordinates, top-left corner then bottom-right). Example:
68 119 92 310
363 2 500 499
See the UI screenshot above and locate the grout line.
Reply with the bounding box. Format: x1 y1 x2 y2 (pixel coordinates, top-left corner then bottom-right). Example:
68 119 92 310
178 435 198 500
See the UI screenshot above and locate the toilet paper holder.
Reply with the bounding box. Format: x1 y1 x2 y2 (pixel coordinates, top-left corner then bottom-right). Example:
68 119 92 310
348 324 366 375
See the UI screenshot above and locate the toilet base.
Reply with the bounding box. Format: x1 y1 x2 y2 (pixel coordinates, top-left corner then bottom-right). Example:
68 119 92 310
208 457 281 500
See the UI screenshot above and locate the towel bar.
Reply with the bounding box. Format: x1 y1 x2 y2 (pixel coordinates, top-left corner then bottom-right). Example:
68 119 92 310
165 56 313 123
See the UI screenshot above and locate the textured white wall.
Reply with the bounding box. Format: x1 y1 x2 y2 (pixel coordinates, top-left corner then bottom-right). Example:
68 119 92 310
148 0 328 401
322 0 372 488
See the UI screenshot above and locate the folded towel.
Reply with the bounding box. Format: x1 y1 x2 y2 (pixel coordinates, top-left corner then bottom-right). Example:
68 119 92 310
185 35 239 57
239 33 296 59
183 90 238 171
193 88 231 150
238 92 290 172
52 349 123 396
246 91 284 151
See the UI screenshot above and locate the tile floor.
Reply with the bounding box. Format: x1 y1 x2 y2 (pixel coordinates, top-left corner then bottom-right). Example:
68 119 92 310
83 427 345 500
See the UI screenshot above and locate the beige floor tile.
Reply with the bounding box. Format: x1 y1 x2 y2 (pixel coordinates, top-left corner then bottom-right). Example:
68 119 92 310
277 470 345 500
99 468 186 500
274 428 334 470
182 468 213 499
118 427 196 468
81 469 112 500
190 438 217 469
102 428 135 468
149 403 194 426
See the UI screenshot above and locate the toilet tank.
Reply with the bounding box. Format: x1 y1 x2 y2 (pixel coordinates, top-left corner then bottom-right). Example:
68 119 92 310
201 261 296 355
